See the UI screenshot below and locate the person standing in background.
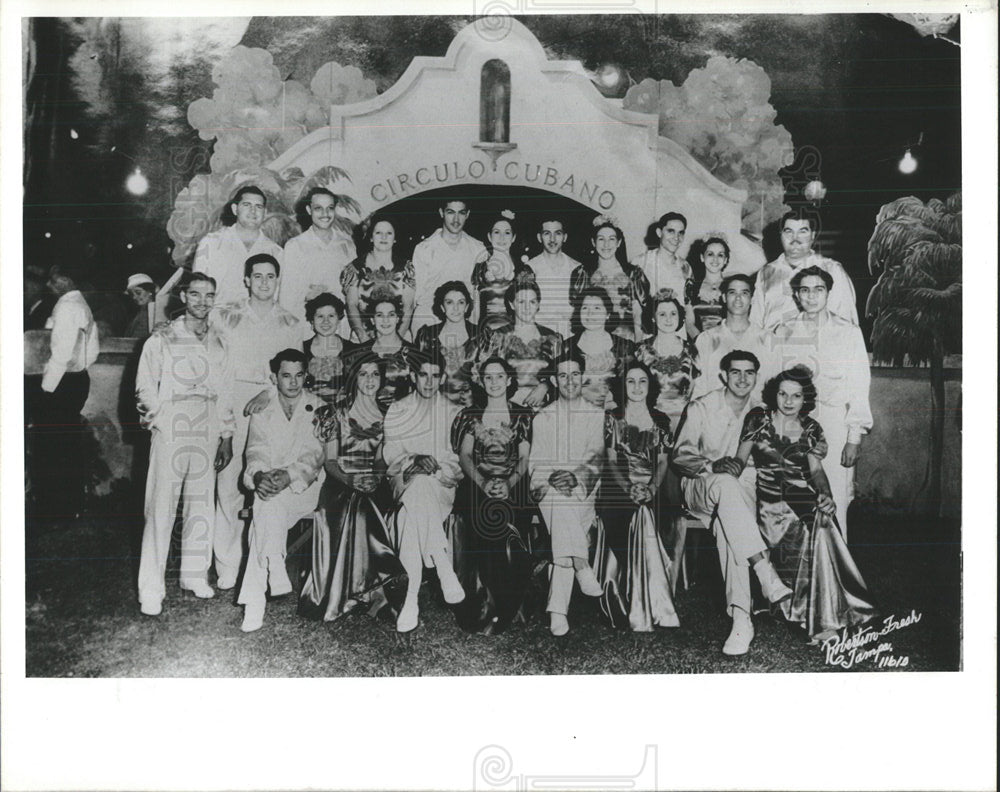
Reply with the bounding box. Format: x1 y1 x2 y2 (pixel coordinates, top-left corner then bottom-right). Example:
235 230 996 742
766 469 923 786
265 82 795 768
33 263 100 518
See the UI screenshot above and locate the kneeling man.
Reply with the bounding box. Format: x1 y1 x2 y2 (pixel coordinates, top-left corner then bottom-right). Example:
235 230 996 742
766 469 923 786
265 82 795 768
529 350 606 636
239 349 325 632
382 351 466 632
672 350 792 655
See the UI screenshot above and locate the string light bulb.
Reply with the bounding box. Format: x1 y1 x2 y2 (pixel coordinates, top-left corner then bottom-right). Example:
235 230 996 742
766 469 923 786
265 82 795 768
898 149 918 174
126 167 149 196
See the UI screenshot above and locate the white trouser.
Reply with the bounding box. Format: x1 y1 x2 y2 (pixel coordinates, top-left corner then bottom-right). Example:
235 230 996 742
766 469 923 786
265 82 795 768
137 399 221 605
238 481 321 608
816 402 853 538
682 470 765 615
214 381 264 583
390 474 458 609
537 487 594 561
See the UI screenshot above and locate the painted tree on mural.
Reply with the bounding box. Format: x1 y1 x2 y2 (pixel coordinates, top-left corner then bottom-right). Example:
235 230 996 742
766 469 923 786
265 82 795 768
166 46 372 267
866 192 962 517
623 56 794 237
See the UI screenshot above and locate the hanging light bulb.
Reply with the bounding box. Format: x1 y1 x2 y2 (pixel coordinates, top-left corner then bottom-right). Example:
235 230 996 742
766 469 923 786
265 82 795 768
126 167 149 196
898 149 918 174
804 180 827 202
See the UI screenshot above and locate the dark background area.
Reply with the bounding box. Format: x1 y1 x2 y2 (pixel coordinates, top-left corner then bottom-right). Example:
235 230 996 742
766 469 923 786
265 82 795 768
22 14 961 331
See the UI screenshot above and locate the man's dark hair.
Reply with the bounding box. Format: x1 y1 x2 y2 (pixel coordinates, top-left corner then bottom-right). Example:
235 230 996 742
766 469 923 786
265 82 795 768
721 273 755 297
269 348 308 374
545 348 588 383
780 210 818 233
720 349 761 373
244 253 281 279
185 272 217 291
789 265 834 292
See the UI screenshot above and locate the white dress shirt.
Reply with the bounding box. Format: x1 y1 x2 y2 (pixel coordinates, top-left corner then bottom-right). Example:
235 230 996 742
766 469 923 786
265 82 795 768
212 298 302 385
672 389 757 478
134 317 234 437
42 290 100 392
751 252 858 331
280 225 355 337
526 251 580 337
193 225 284 306
242 392 326 494
411 229 485 329
691 321 775 401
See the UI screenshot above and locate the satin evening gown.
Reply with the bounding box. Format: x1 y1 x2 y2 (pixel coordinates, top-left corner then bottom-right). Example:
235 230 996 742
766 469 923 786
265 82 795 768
298 405 406 623
741 407 876 641
450 403 534 633
594 413 680 631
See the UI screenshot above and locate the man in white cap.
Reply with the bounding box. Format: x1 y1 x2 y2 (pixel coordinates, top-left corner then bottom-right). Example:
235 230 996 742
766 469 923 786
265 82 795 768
124 269 183 337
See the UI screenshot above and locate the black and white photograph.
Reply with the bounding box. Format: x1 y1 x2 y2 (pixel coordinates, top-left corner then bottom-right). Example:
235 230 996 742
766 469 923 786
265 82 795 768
2 2 995 791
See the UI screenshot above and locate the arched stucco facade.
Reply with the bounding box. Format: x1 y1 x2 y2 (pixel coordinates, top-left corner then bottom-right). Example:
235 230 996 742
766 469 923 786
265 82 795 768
271 19 764 274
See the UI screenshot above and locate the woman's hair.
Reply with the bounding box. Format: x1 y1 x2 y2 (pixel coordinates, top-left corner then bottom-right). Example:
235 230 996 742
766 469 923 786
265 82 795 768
642 293 685 335
432 280 474 321
761 365 818 417
588 219 629 269
364 292 404 329
220 185 266 226
613 359 662 416
353 214 408 272
504 278 541 315
342 351 385 408
643 211 687 249
689 235 731 283
470 355 519 406
482 213 527 266
570 286 616 336
305 292 346 323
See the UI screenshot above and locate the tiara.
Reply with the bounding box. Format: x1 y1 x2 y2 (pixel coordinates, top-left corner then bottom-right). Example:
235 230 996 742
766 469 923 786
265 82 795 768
500 209 515 220
701 231 729 244
593 214 618 228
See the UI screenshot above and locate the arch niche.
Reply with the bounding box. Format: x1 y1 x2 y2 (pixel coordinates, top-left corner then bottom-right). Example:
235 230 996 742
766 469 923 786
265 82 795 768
271 18 763 273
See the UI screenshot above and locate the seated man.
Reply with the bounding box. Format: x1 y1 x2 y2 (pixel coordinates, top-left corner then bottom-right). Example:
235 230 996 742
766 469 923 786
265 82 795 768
238 349 325 633
529 349 606 637
382 350 466 632
672 350 792 655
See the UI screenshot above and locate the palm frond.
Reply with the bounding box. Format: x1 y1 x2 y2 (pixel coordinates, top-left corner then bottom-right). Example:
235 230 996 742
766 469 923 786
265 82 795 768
870 310 936 365
902 241 962 287
875 196 926 225
867 217 940 275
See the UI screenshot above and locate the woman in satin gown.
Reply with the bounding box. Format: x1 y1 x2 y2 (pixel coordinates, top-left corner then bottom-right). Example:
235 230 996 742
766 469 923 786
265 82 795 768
562 287 634 410
471 211 533 334
477 280 563 409
412 280 480 407
298 353 407 623
735 365 876 642
595 361 679 631
343 294 418 413
451 356 534 633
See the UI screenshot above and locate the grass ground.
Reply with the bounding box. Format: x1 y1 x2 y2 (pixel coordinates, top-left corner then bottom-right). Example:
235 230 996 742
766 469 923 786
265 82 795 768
24 498 960 677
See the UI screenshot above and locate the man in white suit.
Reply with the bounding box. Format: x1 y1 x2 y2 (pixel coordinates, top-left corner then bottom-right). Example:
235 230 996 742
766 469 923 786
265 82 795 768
238 348 325 633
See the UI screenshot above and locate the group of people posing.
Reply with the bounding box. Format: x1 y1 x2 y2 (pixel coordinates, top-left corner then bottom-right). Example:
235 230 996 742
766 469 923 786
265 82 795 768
134 184 877 656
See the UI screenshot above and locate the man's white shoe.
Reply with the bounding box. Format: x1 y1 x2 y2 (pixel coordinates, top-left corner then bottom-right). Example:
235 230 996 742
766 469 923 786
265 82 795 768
241 603 265 633
754 558 793 604
396 595 419 632
722 611 754 656
139 600 162 617
575 566 603 597
549 613 570 637
216 575 237 591
181 581 216 599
